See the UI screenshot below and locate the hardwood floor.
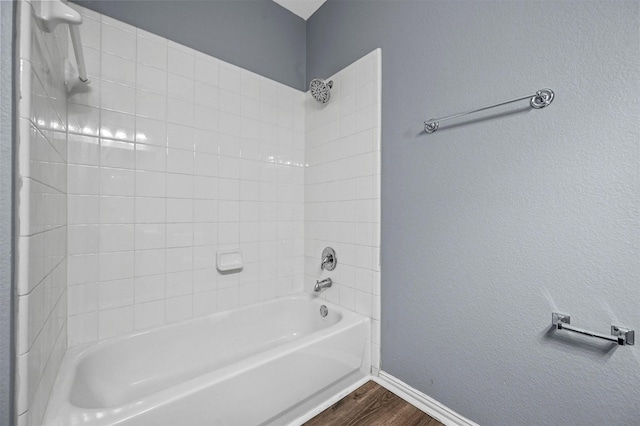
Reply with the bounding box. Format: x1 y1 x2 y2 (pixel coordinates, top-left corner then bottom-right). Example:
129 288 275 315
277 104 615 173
303 381 445 426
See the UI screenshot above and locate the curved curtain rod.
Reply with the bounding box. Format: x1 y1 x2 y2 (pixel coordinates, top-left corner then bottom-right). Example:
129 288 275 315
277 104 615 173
35 0 90 83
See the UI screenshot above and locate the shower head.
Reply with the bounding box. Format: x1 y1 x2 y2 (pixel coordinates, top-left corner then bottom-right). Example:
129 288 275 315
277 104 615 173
309 78 333 104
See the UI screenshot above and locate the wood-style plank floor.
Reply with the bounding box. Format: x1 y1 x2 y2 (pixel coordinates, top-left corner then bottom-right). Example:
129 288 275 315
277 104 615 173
303 381 445 426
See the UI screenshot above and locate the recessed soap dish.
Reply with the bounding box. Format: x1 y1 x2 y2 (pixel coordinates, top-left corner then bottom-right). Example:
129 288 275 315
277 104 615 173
216 250 243 272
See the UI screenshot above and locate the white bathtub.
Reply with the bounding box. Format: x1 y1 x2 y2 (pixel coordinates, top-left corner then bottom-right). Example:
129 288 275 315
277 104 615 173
44 293 370 426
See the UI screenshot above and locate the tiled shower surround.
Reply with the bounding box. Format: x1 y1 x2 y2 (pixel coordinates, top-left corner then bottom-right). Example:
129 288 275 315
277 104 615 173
304 51 382 372
65 4 380 354
16 2 380 423
65 6 306 345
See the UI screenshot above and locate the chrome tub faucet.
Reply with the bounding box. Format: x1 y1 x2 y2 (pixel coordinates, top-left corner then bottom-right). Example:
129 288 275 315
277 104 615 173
314 278 332 292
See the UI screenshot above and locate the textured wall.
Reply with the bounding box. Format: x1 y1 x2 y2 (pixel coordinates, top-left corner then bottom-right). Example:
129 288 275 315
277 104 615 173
71 0 306 91
0 1 15 424
308 1 639 425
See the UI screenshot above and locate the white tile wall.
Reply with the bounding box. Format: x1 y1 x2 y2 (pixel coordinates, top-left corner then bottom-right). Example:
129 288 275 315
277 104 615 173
304 49 382 374
14 13 382 419
66 4 306 346
15 1 69 424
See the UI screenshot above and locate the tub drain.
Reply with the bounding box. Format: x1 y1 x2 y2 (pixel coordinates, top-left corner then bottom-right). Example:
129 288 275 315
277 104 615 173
320 305 328 317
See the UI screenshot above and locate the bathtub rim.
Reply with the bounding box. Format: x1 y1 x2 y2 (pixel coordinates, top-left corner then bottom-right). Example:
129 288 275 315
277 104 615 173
71 292 346 358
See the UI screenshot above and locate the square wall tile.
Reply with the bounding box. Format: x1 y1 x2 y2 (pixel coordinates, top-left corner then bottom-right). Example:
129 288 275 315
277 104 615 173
168 46 195 78
101 52 136 87
100 196 135 224
98 278 134 310
137 34 167 69
99 224 135 253
68 312 98 346
135 300 165 330
136 64 167 96
165 295 192 323
98 306 134 339
99 251 134 281
101 23 136 61
195 53 219 86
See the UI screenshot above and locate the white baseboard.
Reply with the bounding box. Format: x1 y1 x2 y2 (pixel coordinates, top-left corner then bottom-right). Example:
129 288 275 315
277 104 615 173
374 371 479 426
286 375 371 426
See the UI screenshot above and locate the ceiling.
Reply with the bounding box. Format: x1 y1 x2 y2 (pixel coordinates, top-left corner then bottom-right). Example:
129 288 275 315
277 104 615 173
272 0 327 20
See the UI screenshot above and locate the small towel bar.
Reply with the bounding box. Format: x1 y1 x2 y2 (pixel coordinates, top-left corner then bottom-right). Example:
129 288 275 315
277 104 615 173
552 313 634 346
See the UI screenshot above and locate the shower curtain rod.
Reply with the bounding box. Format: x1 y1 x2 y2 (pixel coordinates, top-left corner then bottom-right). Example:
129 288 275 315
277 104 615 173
35 0 90 83
424 88 554 134
69 25 89 82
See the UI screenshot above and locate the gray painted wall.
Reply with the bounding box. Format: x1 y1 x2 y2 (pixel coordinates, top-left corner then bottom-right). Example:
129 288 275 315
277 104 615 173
6 1 638 424
72 0 307 90
0 1 14 424
308 1 639 425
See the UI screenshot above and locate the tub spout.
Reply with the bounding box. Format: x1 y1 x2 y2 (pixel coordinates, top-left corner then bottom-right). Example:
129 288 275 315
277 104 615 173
314 278 332 292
